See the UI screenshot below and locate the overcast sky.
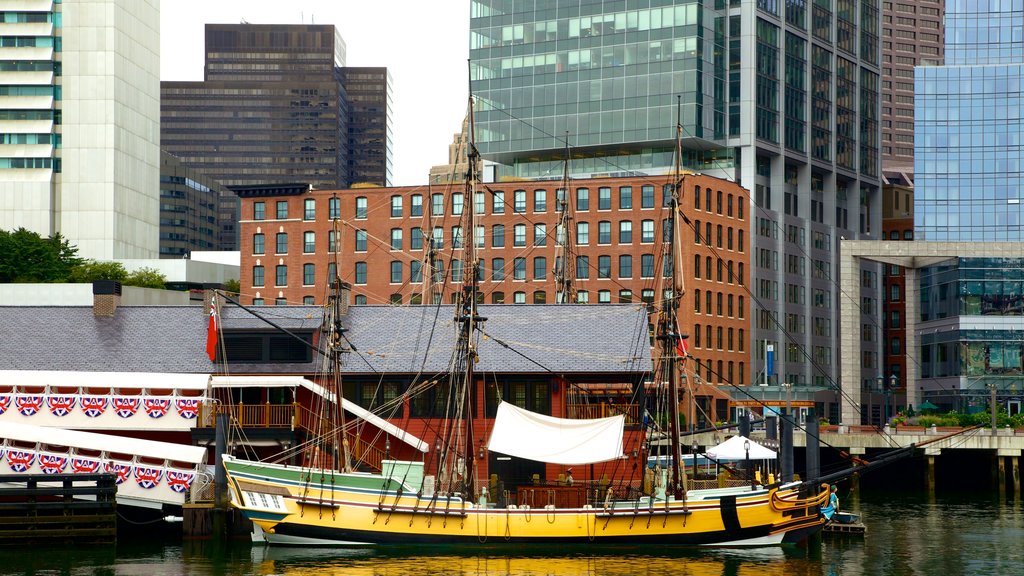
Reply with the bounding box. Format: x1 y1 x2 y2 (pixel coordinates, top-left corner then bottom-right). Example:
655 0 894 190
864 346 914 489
160 1 470 186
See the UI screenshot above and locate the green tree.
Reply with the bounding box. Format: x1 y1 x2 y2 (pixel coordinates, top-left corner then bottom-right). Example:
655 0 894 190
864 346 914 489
222 278 240 295
0 227 82 283
125 267 167 289
68 260 128 284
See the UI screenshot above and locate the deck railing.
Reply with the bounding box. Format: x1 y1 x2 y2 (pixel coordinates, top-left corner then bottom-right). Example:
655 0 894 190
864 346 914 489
565 403 640 425
197 402 385 471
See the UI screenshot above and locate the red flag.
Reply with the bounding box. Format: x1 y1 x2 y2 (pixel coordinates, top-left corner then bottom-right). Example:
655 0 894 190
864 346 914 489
205 303 218 362
675 322 688 358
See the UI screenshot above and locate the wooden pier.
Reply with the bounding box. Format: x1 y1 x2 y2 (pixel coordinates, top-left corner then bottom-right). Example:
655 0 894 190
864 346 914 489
0 473 117 544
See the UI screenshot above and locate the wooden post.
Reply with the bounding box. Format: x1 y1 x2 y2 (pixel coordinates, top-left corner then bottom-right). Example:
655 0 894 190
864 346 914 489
925 455 936 494
1013 456 1021 500
998 455 1007 499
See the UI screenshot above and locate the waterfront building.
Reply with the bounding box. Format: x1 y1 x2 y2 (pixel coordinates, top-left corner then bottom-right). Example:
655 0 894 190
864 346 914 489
878 172 913 423
0 0 161 260
881 0 944 173
468 0 883 416
233 174 750 427
161 24 394 191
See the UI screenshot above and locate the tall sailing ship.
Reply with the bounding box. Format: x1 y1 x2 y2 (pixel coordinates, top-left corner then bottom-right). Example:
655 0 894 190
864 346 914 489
220 96 831 547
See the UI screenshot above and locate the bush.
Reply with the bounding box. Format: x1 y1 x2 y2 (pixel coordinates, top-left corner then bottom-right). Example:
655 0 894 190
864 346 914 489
68 260 128 283
125 267 166 289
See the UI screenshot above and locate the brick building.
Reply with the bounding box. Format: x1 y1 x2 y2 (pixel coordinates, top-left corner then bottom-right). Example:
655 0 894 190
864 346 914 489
235 175 752 420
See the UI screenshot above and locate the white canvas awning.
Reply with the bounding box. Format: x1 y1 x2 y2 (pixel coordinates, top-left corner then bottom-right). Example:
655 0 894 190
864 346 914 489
487 401 624 465
211 375 428 453
706 435 777 460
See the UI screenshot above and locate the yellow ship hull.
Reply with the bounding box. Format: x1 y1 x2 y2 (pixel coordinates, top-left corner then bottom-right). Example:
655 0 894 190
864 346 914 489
223 456 828 547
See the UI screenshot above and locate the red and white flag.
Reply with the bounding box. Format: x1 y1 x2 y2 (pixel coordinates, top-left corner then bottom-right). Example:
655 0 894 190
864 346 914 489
675 321 688 358
206 298 218 362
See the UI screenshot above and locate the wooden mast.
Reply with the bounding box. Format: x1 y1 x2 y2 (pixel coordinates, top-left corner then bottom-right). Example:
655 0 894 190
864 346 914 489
662 97 689 500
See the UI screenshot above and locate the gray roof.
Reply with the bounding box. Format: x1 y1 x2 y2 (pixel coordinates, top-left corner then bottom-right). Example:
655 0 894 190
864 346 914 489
0 303 651 377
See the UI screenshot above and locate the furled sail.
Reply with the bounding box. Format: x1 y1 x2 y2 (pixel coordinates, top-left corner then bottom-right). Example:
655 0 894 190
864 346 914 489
487 401 624 465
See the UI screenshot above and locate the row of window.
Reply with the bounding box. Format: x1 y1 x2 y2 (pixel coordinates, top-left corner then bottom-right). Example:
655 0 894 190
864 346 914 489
251 218 747 255
692 324 746 353
250 183 744 222
690 358 747 386
693 289 746 320
357 288 656 307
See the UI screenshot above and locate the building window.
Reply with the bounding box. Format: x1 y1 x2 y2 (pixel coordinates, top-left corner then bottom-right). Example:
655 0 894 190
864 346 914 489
303 263 315 286
391 261 402 283
452 193 464 215
514 190 526 213
252 265 264 287
303 231 315 253
533 257 547 280
451 259 463 282
533 223 547 246
391 195 403 217
276 201 288 220
410 260 423 283
253 233 264 255
275 265 287 287
475 191 486 214
327 262 337 283
275 298 287 306
577 291 590 303
534 189 546 212
514 224 526 247
303 296 314 305
452 226 463 248
619 255 632 278
576 222 589 245
353 196 366 219
411 194 423 217
577 188 589 211
355 230 367 252
598 187 611 210
598 255 611 278
619 221 632 244
492 258 505 281
354 295 367 305
576 256 590 279
514 291 526 304
619 186 632 209
891 285 901 301
641 185 654 209
492 191 505 214
431 193 444 216
329 197 340 220
598 290 611 303
641 220 654 243
475 225 485 248
411 227 423 250
276 233 288 254
490 291 505 304
254 202 265 220
618 290 632 303
355 262 367 284
432 227 444 249
304 198 315 221
492 224 505 247
641 254 654 278
533 291 546 304
513 257 526 280
391 228 403 250
598 221 611 244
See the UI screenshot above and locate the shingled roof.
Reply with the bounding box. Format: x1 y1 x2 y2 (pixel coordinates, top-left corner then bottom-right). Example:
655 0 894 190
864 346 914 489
0 303 652 377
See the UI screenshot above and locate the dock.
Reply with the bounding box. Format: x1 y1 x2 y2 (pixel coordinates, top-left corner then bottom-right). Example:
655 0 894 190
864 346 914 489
0 473 117 544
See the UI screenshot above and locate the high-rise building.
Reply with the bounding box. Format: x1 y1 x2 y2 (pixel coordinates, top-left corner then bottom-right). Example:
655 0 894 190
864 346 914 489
469 1 883 409
916 3 1024 242
0 0 161 260
881 1 944 173
161 24 393 191
159 152 238 256
339 67 394 187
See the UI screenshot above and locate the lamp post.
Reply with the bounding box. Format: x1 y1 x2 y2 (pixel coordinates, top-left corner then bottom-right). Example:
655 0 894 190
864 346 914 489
743 439 752 490
888 374 897 425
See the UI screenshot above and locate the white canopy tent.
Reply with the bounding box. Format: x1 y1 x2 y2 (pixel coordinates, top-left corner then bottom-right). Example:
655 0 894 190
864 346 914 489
705 435 777 460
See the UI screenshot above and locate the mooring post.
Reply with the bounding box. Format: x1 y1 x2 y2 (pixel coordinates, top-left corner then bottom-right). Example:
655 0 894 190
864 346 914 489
806 408 820 482
780 412 794 482
213 412 230 542
1013 456 1021 500
926 454 936 494
998 455 1007 499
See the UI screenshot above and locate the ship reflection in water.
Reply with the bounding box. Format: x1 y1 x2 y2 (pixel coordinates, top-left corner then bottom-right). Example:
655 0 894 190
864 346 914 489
246 545 821 576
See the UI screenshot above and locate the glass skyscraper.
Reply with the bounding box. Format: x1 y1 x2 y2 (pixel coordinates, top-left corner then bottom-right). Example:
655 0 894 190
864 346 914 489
915 2 1024 241
469 0 884 412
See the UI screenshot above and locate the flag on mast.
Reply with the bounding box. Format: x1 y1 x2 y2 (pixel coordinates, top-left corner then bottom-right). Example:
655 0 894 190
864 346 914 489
206 297 218 362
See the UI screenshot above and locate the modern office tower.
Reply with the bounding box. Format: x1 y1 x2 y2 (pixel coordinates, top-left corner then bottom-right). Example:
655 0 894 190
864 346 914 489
469 1 883 413
161 24 350 191
0 0 161 260
881 1 944 173
916 3 1024 242
159 152 238 256
339 67 394 186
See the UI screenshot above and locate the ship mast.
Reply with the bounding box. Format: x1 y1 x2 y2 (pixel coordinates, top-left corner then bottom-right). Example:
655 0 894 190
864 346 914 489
660 97 689 500
328 194 353 473
453 90 485 499
553 135 576 304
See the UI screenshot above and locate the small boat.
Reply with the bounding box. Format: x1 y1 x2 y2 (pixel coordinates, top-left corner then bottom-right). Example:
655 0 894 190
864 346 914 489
220 95 832 547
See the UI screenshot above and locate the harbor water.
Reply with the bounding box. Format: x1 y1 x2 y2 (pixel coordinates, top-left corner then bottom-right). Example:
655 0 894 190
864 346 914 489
1 490 1021 576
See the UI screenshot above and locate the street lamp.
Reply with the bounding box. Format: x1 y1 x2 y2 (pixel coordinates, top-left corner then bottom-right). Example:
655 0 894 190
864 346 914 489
888 374 898 425
743 439 752 490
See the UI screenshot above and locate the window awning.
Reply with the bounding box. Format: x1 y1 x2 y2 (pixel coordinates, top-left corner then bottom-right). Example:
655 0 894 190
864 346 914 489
487 401 624 465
